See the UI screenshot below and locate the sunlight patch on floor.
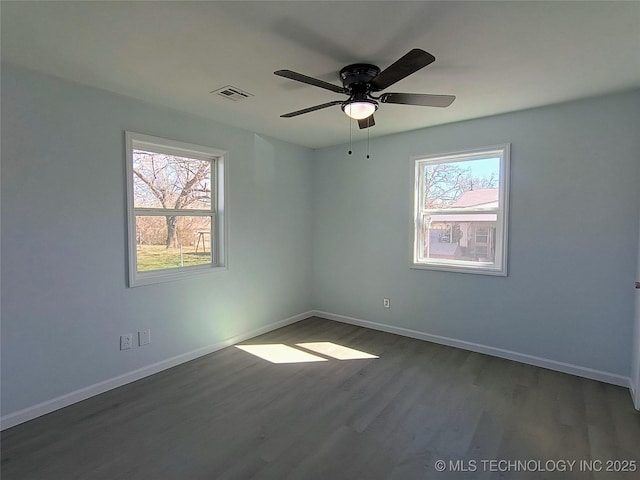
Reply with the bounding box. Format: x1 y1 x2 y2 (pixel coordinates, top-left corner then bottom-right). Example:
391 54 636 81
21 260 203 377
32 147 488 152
235 344 328 363
236 341 379 364
296 342 379 360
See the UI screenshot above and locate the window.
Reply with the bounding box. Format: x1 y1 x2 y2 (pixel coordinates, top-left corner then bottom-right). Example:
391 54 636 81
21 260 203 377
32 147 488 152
125 132 227 286
411 144 510 276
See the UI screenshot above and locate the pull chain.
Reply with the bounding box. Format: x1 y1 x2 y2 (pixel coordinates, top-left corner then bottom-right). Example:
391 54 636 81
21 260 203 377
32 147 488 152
366 117 370 159
348 118 353 155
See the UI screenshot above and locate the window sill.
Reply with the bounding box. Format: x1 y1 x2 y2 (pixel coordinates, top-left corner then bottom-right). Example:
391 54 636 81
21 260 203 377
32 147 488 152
410 262 507 277
129 264 228 287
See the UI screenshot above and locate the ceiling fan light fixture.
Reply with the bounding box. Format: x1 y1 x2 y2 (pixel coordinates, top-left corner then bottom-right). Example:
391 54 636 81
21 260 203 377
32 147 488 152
342 100 378 120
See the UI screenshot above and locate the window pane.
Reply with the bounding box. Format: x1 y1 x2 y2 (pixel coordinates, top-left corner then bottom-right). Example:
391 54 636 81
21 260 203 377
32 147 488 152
422 214 497 263
132 150 212 210
135 215 213 272
423 158 500 209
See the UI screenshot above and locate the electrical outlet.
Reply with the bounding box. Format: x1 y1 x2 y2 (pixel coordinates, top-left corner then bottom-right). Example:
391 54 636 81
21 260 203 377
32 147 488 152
383 298 390 309
120 334 133 350
138 329 151 346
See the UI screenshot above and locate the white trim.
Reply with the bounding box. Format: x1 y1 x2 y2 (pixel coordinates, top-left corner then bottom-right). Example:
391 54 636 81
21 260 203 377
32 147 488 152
631 383 640 410
0 311 314 431
409 261 507 276
312 310 630 388
3 309 633 430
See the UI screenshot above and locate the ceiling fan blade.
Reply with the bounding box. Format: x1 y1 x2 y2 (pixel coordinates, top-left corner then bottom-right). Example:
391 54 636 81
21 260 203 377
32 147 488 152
280 100 344 118
358 115 375 129
380 93 455 107
275 70 347 94
370 49 436 91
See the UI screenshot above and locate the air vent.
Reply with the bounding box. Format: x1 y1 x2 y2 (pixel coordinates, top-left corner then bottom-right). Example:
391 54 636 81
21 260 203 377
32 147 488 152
211 85 254 101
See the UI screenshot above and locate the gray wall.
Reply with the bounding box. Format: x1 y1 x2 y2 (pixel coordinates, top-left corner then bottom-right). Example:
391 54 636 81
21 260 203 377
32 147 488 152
1 65 314 415
2 63 639 419
312 90 640 377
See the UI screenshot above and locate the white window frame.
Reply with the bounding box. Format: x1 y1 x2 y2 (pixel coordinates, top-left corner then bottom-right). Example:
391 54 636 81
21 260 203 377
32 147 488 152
410 144 510 276
125 132 228 287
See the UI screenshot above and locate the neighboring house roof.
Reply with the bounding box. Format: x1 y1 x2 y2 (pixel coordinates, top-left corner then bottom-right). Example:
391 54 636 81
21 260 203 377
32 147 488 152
430 213 497 223
451 189 498 208
429 189 498 223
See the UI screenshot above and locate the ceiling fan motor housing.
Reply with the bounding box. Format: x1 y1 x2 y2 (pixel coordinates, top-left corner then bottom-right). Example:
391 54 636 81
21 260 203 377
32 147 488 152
339 64 380 92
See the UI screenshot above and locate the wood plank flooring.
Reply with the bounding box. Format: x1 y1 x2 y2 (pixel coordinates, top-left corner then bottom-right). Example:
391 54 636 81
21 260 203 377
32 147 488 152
2 317 639 479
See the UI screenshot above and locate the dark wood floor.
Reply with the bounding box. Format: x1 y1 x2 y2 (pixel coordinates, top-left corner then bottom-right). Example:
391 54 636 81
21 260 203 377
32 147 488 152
2 317 639 479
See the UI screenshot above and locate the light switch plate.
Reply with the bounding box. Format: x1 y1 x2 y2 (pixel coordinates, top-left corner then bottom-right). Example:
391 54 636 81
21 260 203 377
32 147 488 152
138 329 151 346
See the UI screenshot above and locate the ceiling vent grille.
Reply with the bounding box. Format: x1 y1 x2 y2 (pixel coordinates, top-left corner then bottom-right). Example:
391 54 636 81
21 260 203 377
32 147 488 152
211 85 254 101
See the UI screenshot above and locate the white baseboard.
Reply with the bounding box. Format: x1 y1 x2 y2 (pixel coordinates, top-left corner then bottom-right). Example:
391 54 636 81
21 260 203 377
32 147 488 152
312 310 631 389
0 311 314 431
631 380 640 410
3 309 632 430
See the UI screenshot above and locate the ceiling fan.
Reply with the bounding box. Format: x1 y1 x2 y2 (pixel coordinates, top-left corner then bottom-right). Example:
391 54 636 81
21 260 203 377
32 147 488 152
275 49 455 129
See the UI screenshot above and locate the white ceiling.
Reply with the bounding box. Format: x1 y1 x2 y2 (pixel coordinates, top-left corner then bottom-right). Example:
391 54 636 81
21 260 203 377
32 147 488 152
2 1 639 149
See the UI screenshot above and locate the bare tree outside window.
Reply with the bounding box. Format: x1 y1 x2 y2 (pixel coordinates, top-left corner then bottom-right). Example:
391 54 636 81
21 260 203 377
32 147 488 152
132 151 211 248
424 162 497 208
